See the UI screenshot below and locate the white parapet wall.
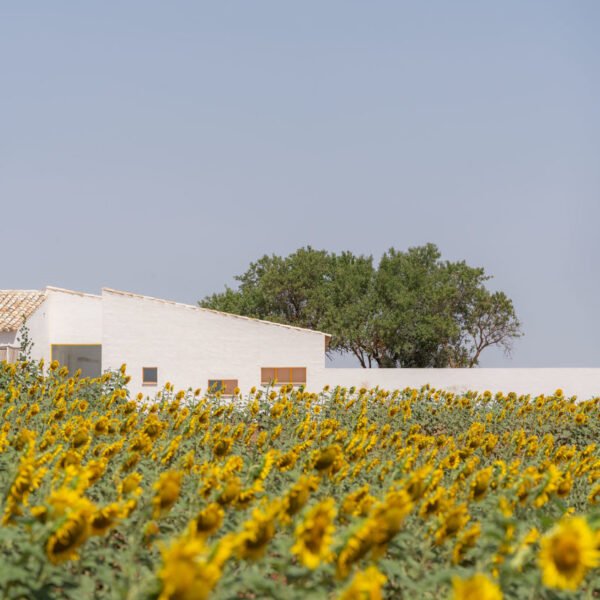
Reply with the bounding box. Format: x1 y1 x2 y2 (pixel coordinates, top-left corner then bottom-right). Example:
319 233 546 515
311 368 600 400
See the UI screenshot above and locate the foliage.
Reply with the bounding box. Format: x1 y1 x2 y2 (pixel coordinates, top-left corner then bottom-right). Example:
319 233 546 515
0 361 599 599
200 244 522 367
17 319 34 363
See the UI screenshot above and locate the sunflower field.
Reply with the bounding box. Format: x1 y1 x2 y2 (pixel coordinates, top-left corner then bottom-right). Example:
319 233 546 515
0 360 599 599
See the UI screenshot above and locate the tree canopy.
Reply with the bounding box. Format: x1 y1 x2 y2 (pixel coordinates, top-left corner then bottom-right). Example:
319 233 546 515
200 244 522 368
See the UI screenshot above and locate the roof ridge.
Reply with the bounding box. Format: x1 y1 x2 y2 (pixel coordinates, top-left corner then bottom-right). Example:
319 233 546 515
45 286 101 298
102 287 331 338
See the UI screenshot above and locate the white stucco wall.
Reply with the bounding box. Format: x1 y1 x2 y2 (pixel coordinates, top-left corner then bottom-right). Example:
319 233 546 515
311 368 600 400
44 288 102 346
18 288 103 364
22 300 49 363
101 289 328 398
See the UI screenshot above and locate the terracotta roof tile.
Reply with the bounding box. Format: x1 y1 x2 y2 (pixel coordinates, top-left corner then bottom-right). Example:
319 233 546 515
0 290 46 332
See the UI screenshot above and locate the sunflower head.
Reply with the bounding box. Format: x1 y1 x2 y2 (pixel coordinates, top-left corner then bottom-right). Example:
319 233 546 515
158 536 221 600
291 498 337 569
538 516 600 591
152 471 183 518
338 565 387 599
193 503 224 538
46 512 90 565
451 573 502 600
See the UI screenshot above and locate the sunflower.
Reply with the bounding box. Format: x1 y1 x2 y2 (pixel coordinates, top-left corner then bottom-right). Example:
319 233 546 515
144 520 160 543
44 487 95 519
555 472 573 499
341 485 375 518
193 503 224 538
93 417 109 435
216 477 241 506
291 498 337 569
89 503 123 536
419 486 448 520
338 565 387 600
152 471 183 518
336 521 377 579
538 516 600 591
434 502 470 545
120 472 143 496
70 428 89 449
84 459 107 485
235 502 279 561
158 536 222 600
313 445 341 472
452 522 482 564
255 449 277 482
370 490 413 550
2 455 47 523
46 512 90 564
451 573 502 600
213 437 233 458
276 450 298 472
235 488 256 509
470 467 493 501
588 483 600 505
444 452 461 470
282 475 320 520
405 466 433 501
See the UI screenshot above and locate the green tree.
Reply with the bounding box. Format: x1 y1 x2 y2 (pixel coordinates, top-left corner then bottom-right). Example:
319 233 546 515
322 251 376 367
201 247 333 330
369 244 522 367
200 244 522 368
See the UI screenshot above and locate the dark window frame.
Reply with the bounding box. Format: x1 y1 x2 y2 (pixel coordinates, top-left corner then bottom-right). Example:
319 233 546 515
142 367 158 386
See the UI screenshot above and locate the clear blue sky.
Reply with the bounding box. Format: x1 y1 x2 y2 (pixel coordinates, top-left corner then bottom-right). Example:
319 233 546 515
1 2 599 367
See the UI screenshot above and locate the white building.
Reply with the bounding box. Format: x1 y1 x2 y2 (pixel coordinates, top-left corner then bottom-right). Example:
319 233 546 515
0 286 329 397
1 286 599 399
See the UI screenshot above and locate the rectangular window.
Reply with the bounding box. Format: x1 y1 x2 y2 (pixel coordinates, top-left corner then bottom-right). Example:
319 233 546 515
261 367 306 385
142 367 158 385
208 379 238 395
51 345 102 378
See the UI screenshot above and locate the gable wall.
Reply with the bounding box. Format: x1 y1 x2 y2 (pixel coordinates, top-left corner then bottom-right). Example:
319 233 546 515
20 290 102 365
44 290 102 346
101 290 327 397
